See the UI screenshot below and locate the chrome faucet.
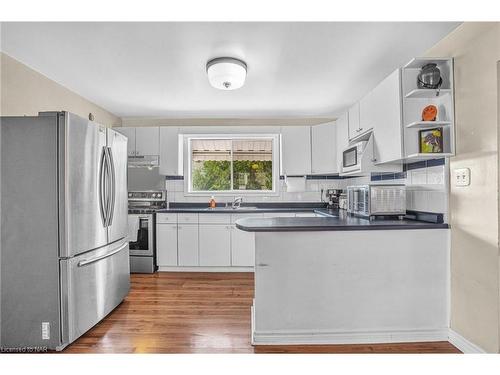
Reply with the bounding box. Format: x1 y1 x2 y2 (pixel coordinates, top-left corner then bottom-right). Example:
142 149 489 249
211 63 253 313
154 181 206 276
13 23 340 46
232 196 243 209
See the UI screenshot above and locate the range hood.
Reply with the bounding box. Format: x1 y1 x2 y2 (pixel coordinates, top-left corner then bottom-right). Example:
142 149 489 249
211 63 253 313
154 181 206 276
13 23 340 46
128 155 159 168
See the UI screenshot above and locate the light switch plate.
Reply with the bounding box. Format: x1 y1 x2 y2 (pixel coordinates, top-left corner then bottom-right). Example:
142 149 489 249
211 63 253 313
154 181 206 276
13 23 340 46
454 168 470 186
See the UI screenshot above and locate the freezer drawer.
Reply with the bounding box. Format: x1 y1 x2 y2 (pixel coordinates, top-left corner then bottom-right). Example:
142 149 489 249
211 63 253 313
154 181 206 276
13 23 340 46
60 240 130 346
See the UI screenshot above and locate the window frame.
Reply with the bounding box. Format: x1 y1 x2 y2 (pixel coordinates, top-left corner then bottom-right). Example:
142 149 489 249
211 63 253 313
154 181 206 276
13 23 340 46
183 134 280 196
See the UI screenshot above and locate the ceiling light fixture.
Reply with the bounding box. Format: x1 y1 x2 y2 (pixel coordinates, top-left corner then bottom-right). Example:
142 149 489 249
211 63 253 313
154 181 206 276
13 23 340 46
206 57 247 90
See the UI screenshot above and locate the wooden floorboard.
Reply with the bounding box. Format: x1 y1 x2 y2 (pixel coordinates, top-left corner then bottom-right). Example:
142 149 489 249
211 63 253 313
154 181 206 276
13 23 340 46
63 272 461 354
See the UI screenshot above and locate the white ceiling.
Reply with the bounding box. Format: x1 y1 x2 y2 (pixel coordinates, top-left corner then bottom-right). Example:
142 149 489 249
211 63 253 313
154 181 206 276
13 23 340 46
0 22 460 118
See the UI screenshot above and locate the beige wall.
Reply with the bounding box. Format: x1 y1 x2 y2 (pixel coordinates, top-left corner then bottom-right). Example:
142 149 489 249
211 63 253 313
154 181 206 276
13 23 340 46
425 22 500 353
0 52 121 126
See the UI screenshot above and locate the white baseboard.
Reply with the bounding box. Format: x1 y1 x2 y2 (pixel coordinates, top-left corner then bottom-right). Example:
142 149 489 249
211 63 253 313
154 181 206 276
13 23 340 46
252 328 449 345
448 329 486 353
158 266 253 272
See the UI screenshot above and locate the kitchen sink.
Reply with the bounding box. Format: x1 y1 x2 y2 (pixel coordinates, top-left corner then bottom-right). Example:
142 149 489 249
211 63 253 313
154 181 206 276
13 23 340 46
203 206 259 211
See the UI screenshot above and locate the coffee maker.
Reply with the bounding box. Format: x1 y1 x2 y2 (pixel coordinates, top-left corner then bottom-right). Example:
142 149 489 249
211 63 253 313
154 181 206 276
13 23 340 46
325 189 343 209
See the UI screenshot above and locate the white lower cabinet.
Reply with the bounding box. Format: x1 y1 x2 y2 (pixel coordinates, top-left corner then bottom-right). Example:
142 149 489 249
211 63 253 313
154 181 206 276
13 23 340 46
199 224 231 266
156 224 178 266
177 224 199 266
231 226 255 267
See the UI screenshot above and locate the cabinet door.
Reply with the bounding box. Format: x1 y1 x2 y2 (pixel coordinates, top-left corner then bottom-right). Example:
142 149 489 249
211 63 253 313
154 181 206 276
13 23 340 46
347 103 360 140
135 127 159 156
156 224 178 266
114 127 136 156
371 69 403 164
231 225 255 267
359 90 377 136
311 121 337 174
281 126 311 175
177 224 199 266
159 127 180 175
335 112 349 171
199 225 231 266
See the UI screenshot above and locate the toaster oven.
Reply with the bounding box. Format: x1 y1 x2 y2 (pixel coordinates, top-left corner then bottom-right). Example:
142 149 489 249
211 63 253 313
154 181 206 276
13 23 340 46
347 185 406 219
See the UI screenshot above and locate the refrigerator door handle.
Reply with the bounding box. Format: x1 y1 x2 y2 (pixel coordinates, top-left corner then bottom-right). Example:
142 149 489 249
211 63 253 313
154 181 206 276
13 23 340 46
98 146 108 227
103 147 112 227
77 242 128 267
106 147 116 226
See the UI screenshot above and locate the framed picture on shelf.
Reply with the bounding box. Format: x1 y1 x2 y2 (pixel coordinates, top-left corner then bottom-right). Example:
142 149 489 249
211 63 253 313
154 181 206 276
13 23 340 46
419 127 443 153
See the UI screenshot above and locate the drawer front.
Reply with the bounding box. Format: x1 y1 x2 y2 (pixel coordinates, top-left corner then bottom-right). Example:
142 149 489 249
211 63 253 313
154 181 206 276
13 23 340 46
60 241 130 344
156 213 178 224
199 213 231 224
178 213 199 224
231 213 264 224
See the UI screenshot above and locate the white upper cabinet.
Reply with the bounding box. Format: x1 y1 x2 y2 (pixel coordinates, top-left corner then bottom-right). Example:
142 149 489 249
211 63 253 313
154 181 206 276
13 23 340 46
281 126 311 175
114 126 159 157
371 69 403 164
159 127 180 175
114 127 136 157
335 112 349 171
135 127 159 156
311 121 337 174
347 102 361 140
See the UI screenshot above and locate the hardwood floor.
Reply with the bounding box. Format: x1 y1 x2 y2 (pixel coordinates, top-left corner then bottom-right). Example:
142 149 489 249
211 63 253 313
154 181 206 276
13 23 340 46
64 272 461 354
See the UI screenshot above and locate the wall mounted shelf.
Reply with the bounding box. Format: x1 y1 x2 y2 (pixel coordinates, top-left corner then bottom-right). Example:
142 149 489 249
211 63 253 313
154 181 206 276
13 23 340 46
405 89 452 99
402 57 455 159
405 121 452 129
406 153 454 160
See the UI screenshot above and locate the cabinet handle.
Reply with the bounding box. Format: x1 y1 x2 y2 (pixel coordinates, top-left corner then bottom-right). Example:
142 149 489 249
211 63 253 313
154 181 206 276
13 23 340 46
257 263 269 267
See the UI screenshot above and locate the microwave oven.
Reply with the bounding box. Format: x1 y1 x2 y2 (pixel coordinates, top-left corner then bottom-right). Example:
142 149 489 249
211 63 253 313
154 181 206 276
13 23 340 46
342 140 368 174
347 185 406 219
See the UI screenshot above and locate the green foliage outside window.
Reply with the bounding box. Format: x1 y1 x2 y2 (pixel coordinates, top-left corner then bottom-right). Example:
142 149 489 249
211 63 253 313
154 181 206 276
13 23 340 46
192 160 273 191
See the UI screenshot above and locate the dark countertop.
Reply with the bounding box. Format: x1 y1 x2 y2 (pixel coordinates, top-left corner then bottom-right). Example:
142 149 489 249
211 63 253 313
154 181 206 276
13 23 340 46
157 202 331 214
235 212 449 232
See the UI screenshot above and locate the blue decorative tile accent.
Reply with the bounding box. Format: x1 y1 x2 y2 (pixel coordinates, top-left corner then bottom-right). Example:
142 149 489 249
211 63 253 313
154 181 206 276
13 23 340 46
394 172 407 180
381 173 396 181
165 175 184 180
371 174 382 181
426 158 445 167
284 175 345 180
406 160 427 171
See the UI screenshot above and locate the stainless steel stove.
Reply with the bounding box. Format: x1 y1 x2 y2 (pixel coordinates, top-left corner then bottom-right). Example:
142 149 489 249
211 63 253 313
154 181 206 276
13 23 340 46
127 190 166 273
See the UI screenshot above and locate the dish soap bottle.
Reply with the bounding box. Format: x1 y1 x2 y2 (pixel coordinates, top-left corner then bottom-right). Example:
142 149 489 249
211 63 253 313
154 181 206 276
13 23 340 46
209 196 216 208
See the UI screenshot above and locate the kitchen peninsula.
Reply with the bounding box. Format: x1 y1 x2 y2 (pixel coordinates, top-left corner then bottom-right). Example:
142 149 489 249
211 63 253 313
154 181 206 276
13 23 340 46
236 213 450 345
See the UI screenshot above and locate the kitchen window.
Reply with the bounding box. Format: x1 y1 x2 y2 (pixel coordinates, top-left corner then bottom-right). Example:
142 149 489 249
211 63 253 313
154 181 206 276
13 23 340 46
184 135 279 194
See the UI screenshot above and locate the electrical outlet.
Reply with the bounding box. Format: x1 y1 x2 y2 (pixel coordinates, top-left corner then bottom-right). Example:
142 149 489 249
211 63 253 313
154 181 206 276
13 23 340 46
454 168 470 187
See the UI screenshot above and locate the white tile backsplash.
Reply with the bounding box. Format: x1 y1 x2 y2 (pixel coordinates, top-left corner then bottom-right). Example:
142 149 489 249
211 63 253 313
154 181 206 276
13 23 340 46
409 169 427 185
166 177 343 203
165 161 448 219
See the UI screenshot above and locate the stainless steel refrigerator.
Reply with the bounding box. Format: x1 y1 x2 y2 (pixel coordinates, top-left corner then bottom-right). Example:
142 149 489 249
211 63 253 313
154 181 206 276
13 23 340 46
1 111 130 351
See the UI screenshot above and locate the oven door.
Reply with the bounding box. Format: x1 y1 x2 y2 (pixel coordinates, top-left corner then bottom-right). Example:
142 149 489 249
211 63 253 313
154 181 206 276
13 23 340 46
342 145 360 173
128 214 153 257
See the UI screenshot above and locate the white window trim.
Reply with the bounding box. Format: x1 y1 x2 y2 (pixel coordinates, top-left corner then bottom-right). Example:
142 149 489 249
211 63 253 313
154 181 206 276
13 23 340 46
183 134 280 196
